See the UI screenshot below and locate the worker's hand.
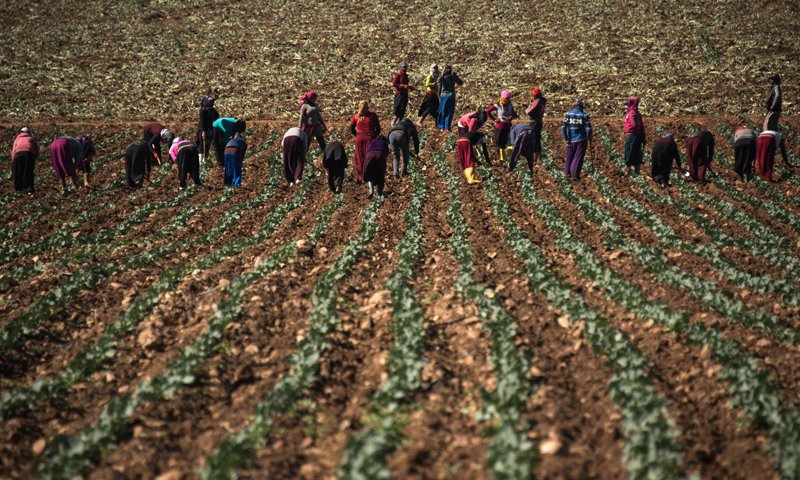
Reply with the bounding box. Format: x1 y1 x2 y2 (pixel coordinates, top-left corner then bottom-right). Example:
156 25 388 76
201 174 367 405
201 131 206 139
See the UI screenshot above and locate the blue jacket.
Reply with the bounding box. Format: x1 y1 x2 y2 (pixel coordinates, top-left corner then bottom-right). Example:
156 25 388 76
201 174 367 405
561 108 592 143
509 123 533 146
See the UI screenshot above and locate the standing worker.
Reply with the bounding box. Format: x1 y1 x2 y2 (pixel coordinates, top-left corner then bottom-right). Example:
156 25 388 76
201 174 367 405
764 74 782 132
456 131 490 184
733 125 757 181
143 121 171 167
457 110 488 136
77 135 96 188
169 137 202 190
11 127 39 194
387 118 420 178
323 135 348 194
363 135 390 198
213 117 246 167
436 65 464 130
197 96 219 165
525 87 546 169
486 90 517 163
124 140 154 188
650 134 682 187
561 99 593 180
416 63 440 126
282 127 309 186
623 97 646 176
298 91 327 151
349 101 381 183
224 130 247 187
685 130 715 183
391 62 414 127
49 137 81 195
507 123 536 173
755 130 789 182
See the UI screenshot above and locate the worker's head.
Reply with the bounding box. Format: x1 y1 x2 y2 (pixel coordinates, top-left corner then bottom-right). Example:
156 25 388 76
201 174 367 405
160 128 173 143
771 74 781 85
357 100 369 117
472 110 488 125
431 63 439 75
443 65 452 75
235 120 247 133
532 87 542 98
20 127 29 134
499 90 511 105
624 97 639 108
201 96 215 108
172 137 182 146
80 134 91 145
573 98 584 110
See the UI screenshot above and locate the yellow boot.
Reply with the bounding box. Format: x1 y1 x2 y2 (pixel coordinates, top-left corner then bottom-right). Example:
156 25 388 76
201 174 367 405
498 148 505 163
464 167 482 184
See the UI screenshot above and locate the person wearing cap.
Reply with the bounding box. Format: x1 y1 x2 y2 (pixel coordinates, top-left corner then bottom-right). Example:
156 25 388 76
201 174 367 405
49 137 82 194
436 65 464 130
11 127 39 194
387 118 420 178
364 135 390 198
685 130 715 183
650 134 682 187
457 110 488 136
456 131 490 184
197 96 219 164
298 91 327 152
224 130 248 187
416 63 440 126
733 125 757 181
525 88 546 168
764 74 782 132
124 139 155 188
560 99 593 179
143 121 170 167
623 97 646 176
282 127 308 186
486 90 517 163
755 130 789 182
507 123 536 173
213 117 246 167
323 135 348 194
169 137 202 190
392 62 415 127
349 100 381 183
77 135 96 188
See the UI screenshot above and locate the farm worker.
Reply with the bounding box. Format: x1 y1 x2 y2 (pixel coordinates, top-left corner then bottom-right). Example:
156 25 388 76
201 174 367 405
363 136 390 198
11 127 39 194
623 96 646 176
124 140 154 188
143 121 171 167
560 99 592 180
416 63 440 126
650 134 682 187
457 110 488 136
387 118 420 178
685 130 715 182
49 137 81 194
197 96 219 164
323 136 348 194
525 87 546 168
77 135 96 188
733 125 757 181
391 62 415 127
298 91 327 152
456 131 490 184
486 90 517 162
213 117 246 167
169 137 202 189
507 123 536 173
282 127 308 186
224 131 247 187
764 74 782 132
349 101 381 183
436 65 464 130
755 130 789 182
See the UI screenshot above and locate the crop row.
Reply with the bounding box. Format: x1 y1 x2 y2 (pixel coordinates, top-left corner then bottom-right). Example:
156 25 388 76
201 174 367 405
538 133 800 477
478 148 683 479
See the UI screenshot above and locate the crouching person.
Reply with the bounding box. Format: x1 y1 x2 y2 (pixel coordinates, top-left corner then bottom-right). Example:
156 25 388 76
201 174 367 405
323 136 348 194
169 138 202 189
125 140 154 188
650 134 681 187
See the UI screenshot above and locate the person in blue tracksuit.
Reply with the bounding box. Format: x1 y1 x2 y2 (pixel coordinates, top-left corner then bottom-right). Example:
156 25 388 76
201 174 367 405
560 99 592 179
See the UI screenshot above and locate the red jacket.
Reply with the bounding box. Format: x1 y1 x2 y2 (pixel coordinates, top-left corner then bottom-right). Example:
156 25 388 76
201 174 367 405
350 112 381 137
392 70 410 95
12 132 39 158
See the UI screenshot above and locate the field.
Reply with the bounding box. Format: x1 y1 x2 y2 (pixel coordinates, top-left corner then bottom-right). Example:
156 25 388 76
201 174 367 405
2 1 800 479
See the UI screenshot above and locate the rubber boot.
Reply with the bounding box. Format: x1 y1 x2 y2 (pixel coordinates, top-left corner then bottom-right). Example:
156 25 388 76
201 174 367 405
498 148 505 163
367 181 374 198
464 167 482 184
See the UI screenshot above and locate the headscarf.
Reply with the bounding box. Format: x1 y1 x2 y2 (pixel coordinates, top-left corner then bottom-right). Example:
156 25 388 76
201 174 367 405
172 137 182 146
443 65 452 76
160 128 173 141
21 127 29 133
235 120 247 133
430 63 439 75
771 74 781 85
357 100 369 118
573 99 584 110
200 96 215 108
299 91 317 110
624 96 639 109
531 87 542 98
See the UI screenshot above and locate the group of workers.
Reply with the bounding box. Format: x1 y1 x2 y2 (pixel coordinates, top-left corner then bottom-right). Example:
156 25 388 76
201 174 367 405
7 69 790 197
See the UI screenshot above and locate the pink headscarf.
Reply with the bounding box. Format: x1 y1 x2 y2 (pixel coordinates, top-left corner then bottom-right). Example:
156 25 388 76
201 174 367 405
298 91 317 110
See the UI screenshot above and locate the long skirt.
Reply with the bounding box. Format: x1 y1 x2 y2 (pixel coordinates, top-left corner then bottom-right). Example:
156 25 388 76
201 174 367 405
282 135 306 184
393 93 408 118
224 151 243 186
363 150 387 194
624 133 644 169
12 152 36 192
508 132 535 172
177 146 202 188
125 143 150 187
764 111 780 132
388 130 409 177
755 135 777 181
436 92 455 130
214 128 228 167
456 138 475 170
418 93 439 118
50 138 76 180
734 137 756 180
354 134 373 181
564 140 587 179
685 136 708 181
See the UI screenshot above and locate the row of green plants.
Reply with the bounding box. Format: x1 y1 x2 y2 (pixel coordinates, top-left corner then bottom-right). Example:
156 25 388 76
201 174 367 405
478 150 684 479
35 161 341 479
0 134 277 355
337 139 429 478
533 134 800 478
